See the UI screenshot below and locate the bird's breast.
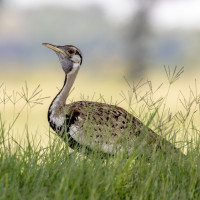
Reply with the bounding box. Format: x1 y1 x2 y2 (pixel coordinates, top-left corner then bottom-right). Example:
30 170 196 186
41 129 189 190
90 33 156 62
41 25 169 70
48 102 66 131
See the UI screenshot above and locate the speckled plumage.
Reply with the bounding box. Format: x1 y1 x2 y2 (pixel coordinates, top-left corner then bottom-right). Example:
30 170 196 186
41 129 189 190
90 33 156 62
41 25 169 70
44 43 179 155
49 100 177 154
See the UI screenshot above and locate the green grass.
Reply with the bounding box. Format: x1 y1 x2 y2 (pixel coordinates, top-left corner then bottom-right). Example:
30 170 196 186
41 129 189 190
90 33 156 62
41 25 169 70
0 67 200 200
0 131 199 200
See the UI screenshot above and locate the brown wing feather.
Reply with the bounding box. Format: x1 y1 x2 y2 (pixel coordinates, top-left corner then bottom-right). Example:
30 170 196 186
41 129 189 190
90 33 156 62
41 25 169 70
64 101 176 154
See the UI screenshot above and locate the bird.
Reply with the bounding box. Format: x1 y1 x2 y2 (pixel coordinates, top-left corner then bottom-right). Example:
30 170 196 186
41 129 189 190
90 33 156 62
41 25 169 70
43 43 180 156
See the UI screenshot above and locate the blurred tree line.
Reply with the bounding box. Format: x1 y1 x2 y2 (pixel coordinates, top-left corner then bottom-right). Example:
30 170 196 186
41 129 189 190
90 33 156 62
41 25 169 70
1 0 198 77
127 0 158 78
127 0 198 79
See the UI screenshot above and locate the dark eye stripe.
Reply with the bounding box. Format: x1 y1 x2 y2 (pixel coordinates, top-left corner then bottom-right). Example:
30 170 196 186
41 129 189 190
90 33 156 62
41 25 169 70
76 51 83 65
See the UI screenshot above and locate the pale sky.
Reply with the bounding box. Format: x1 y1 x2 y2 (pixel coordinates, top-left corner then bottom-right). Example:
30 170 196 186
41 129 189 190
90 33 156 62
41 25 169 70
6 0 200 29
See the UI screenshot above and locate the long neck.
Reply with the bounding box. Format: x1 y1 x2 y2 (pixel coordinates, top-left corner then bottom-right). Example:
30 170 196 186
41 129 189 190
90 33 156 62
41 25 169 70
51 67 80 108
48 67 80 129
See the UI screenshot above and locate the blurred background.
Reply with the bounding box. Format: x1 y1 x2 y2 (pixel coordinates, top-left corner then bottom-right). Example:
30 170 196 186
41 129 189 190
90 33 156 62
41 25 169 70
1 0 200 144
1 0 200 76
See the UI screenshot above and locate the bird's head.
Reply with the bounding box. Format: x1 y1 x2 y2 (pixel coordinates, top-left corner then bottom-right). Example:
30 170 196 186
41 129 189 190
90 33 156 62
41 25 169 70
43 43 82 74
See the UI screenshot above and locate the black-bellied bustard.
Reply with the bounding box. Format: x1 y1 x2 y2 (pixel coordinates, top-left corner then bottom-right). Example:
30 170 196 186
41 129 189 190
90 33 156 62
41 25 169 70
43 43 179 156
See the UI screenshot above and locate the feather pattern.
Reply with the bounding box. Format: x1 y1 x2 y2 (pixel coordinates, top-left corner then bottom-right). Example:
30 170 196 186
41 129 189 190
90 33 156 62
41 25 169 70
49 100 177 154
44 43 180 155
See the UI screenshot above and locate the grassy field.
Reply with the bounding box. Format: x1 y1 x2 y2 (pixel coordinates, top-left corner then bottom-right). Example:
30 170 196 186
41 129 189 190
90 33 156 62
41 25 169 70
0 67 200 199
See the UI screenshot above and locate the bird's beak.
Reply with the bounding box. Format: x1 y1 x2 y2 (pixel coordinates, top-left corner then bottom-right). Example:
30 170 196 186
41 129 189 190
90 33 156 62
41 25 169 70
42 43 69 57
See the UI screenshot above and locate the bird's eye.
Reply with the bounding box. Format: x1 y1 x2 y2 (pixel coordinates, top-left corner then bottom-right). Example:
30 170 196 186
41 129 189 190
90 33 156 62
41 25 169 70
68 48 75 54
